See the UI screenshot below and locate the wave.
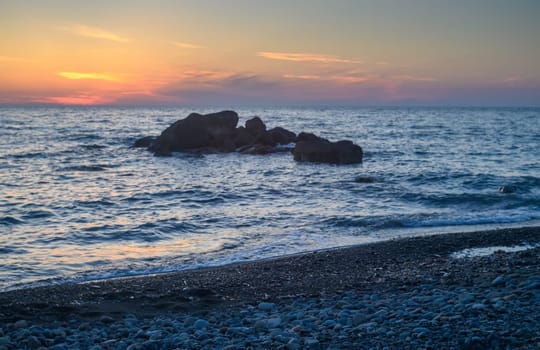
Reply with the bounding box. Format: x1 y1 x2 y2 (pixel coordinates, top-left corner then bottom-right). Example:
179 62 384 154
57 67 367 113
70 219 203 243
80 144 107 150
57 165 109 172
0 216 24 225
21 210 56 220
323 211 537 230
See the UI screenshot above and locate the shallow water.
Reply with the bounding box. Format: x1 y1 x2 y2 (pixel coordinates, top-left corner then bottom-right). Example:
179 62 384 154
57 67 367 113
1 106 539 290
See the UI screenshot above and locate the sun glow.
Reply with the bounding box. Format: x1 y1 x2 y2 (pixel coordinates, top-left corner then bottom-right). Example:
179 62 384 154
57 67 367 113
0 1 538 106
58 72 119 81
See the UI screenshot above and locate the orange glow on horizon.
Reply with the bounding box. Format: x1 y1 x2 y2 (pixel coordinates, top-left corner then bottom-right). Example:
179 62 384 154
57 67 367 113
58 72 119 81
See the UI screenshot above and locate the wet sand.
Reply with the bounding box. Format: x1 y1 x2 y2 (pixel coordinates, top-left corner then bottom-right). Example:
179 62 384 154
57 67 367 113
1 226 539 323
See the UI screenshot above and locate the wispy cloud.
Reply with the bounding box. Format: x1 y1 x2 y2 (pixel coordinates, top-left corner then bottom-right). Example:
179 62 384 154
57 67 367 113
394 75 437 82
62 24 130 43
173 41 205 49
502 76 521 83
58 72 119 81
283 74 322 80
258 51 361 64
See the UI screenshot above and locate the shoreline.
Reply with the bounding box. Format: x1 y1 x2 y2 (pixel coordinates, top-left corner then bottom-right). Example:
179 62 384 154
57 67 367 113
1 225 540 348
1 226 540 322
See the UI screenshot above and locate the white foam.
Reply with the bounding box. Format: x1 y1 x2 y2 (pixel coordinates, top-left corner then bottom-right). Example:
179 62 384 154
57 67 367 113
451 243 540 259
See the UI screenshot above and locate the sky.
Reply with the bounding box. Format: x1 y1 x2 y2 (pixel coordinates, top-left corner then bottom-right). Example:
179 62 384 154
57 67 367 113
1 0 539 106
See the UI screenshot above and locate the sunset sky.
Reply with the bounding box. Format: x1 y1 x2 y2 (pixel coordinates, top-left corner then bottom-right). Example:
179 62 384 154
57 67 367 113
1 0 539 106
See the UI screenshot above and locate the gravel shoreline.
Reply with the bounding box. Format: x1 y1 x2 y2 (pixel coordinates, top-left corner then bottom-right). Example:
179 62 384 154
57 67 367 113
1 226 540 349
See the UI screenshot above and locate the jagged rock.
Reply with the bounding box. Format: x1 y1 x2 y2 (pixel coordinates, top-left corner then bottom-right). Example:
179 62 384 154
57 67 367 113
150 110 239 155
296 132 328 143
245 117 266 135
268 127 296 145
132 136 156 148
293 139 363 164
136 111 363 165
238 144 279 155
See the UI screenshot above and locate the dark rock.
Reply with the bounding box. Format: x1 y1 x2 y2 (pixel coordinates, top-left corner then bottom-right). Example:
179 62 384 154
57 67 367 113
232 126 256 148
354 176 376 183
133 136 156 148
296 132 328 143
498 185 515 193
245 117 266 135
137 111 363 164
100 315 115 324
293 139 363 164
238 144 279 155
268 127 296 145
150 110 239 155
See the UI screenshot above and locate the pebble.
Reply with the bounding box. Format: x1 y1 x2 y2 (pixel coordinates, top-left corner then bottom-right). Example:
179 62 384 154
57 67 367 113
258 302 276 311
1 257 539 349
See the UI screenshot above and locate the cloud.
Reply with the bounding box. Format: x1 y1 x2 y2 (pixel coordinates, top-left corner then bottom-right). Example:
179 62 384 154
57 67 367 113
502 76 521 83
258 51 361 64
62 24 130 42
394 75 437 82
173 41 205 49
58 72 119 81
283 74 322 80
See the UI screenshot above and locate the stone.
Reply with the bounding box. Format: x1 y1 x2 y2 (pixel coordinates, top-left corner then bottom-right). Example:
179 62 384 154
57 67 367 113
471 303 486 310
150 110 239 155
193 319 209 330
304 337 321 350
26 336 42 349
498 185 515 193
14 320 28 329
293 139 363 164
267 127 296 145
132 136 156 148
99 316 114 324
245 117 266 135
354 176 376 183
0 337 10 346
258 302 276 311
491 276 507 287
135 110 364 164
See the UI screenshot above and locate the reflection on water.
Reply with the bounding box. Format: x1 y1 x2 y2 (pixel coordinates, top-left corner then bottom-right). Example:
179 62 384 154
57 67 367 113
1 106 539 290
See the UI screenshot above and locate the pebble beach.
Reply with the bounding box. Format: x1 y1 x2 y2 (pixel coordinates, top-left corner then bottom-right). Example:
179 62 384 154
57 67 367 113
1 226 540 349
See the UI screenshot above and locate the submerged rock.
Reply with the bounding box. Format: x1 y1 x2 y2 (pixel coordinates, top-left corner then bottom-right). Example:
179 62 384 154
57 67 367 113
498 185 515 194
354 176 376 183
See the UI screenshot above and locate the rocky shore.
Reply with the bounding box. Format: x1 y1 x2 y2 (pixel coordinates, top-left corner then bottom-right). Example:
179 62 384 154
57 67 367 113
1 226 540 349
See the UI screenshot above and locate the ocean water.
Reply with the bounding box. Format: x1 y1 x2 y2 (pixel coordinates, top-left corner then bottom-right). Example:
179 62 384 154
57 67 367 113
1 106 539 291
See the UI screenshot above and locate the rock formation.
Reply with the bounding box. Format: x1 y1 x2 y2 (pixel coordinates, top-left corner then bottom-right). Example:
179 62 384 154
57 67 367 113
134 110 363 164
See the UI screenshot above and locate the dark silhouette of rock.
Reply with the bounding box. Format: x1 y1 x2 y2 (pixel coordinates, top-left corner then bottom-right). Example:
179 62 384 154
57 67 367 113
245 117 266 135
498 185 515 194
137 110 363 164
150 111 239 155
133 136 156 148
232 126 255 148
293 139 363 164
296 132 328 143
354 176 376 183
268 127 296 145
238 144 280 155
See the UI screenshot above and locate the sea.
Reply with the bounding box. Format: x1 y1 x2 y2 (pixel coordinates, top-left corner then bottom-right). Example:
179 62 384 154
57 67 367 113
1 106 539 291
